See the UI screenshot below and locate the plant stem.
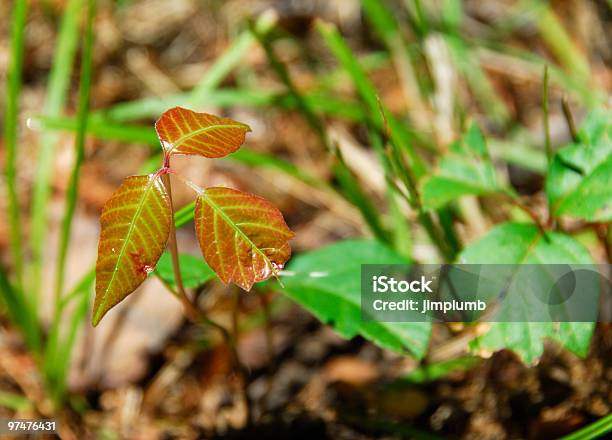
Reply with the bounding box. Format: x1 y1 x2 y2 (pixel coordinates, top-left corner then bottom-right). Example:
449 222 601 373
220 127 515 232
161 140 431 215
561 97 578 142
542 64 552 163
160 173 188 303
595 224 612 264
160 169 252 424
504 192 549 238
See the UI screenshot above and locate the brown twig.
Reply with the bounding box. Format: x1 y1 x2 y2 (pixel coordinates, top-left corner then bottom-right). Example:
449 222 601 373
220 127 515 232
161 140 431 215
503 192 549 239
595 224 612 264
561 97 578 142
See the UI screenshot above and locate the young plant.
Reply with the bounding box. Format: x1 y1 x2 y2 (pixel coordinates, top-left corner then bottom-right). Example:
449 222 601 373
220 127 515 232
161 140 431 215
92 107 295 326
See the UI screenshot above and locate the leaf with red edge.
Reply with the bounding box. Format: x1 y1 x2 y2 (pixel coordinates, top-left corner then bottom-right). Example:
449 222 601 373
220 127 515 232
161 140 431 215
93 174 171 326
194 187 295 290
155 106 251 158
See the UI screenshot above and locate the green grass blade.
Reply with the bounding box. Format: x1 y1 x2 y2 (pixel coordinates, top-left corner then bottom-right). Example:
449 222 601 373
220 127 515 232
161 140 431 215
51 288 89 402
333 151 391 244
559 414 612 440
361 0 430 130
250 22 330 151
316 20 427 177
3 0 28 288
54 0 96 303
0 265 40 351
102 88 366 123
175 202 196 228
0 390 33 411
113 89 276 120
445 35 511 126
473 39 600 106
361 0 399 43
189 13 276 106
49 277 92 403
536 4 590 83
251 22 392 240
29 0 83 309
44 268 94 403
37 114 159 144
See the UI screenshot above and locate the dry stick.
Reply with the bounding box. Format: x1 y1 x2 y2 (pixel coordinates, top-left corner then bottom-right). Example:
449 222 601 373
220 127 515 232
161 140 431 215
542 65 553 163
595 224 612 263
542 65 557 229
561 97 578 142
159 170 253 424
502 191 549 239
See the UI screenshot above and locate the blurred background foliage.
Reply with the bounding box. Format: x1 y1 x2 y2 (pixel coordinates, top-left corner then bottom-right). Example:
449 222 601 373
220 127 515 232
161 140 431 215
0 0 611 438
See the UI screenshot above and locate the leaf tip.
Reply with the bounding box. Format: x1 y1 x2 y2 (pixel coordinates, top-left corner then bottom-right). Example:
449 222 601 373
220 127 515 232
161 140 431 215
91 307 104 327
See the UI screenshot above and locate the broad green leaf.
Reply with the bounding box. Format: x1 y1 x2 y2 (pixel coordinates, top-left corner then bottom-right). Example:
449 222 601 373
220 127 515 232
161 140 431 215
546 109 612 221
154 252 215 289
281 240 431 358
93 174 171 326
194 187 294 290
459 223 595 364
155 106 251 158
421 124 503 210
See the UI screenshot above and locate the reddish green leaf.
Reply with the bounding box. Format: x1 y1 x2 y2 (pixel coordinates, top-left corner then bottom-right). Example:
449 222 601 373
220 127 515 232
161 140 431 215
194 187 295 290
93 174 171 326
155 106 251 158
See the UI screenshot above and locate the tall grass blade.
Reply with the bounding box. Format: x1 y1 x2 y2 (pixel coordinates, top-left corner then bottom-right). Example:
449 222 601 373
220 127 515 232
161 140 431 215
316 20 427 176
0 390 33 411
251 22 390 240
3 0 28 288
250 22 330 151
0 266 40 351
54 0 96 305
333 149 391 244
559 414 612 440
44 270 94 403
189 13 276 106
30 0 83 302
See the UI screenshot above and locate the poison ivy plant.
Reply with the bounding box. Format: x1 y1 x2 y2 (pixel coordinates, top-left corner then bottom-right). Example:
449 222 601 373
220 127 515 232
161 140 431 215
281 240 431 358
546 109 612 221
93 107 294 325
458 222 595 364
421 123 506 210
